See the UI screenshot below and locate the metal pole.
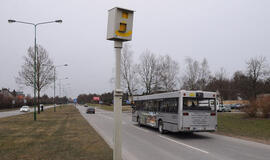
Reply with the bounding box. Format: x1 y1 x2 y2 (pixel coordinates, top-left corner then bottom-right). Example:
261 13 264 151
113 41 123 160
59 79 61 97
54 67 56 112
33 25 37 121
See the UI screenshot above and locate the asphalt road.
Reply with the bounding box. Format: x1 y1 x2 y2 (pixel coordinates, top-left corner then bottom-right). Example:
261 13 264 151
77 105 270 160
0 105 54 118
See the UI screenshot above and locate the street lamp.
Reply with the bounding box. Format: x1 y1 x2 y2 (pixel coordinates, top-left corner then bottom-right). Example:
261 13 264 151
8 19 62 120
59 77 68 97
58 77 68 107
53 64 68 112
62 83 71 104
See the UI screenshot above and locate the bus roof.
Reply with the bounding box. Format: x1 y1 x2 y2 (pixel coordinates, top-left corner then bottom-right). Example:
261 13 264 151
133 90 216 101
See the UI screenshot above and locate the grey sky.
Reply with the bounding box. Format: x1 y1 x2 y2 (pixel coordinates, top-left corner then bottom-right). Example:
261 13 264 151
1 0 270 98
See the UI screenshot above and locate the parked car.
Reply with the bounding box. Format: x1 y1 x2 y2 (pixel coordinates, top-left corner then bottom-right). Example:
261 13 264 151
218 104 231 112
223 104 232 112
84 104 88 107
20 106 30 112
86 107 95 114
231 104 237 109
231 104 242 109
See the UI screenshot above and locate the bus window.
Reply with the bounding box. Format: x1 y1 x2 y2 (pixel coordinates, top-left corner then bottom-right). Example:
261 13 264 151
154 100 159 112
160 101 166 112
183 98 215 111
168 98 178 113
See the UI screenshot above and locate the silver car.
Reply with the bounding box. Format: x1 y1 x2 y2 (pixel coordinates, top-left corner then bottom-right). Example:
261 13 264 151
220 104 231 112
20 106 30 112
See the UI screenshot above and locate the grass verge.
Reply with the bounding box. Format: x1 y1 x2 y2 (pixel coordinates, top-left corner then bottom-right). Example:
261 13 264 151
0 104 53 112
0 105 112 160
0 108 20 112
217 112 270 144
87 103 132 112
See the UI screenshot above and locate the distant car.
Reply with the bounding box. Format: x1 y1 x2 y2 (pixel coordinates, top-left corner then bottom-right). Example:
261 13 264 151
223 104 232 112
20 106 30 112
86 107 95 114
218 104 231 112
231 104 242 109
231 104 237 109
84 104 88 107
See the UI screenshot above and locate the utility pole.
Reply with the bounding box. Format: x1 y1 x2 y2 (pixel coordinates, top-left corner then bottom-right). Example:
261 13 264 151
107 7 134 160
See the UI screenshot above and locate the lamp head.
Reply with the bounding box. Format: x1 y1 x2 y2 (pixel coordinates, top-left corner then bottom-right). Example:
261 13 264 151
64 64 68 66
55 20 63 23
8 19 16 23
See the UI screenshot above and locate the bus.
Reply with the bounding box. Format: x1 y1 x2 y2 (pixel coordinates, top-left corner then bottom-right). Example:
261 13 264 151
132 90 217 134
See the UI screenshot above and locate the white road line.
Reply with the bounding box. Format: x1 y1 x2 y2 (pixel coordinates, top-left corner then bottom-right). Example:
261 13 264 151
97 114 128 125
97 114 113 120
158 135 209 154
132 126 150 133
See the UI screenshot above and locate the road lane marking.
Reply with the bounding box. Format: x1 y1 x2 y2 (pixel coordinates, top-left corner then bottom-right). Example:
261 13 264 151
97 114 113 120
132 126 150 133
158 135 209 154
97 114 128 125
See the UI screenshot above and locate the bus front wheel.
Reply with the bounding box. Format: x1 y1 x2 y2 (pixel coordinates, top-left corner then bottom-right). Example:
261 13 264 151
158 120 164 134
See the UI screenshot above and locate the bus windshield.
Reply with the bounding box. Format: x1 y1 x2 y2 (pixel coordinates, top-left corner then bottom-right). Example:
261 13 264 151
183 97 216 111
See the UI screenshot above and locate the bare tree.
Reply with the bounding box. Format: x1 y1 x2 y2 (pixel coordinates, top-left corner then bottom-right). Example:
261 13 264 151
181 57 211 90
16 45 54 113
197 58 211 90
181 57 200 90
207 68 233 100
138 50 157 94
215 67 227 80
156 55 179 91
121 44 138 100
246 56 269 98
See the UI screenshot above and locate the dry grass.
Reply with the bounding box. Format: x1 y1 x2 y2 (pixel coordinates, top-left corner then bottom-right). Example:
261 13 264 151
88 103 132 112
0 105 112 160
217 112 270 144
0 108 19 112
223 100 249 105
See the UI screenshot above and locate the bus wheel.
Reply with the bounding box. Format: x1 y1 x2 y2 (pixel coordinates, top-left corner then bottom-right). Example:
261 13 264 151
137 117 141 127
158 120 164 134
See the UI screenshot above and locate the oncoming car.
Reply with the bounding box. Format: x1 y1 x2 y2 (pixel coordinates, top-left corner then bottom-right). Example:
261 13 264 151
20 106 30 112
86 107 95 114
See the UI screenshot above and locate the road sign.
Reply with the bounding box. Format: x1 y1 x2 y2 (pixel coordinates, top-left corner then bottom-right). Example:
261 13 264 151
93 96 100 101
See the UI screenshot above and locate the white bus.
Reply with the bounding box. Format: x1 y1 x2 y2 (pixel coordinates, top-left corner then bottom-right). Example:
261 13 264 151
132 90 217 133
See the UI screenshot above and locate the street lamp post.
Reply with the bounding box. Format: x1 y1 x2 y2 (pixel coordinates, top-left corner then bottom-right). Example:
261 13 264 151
8 19 62 120
58 77 68 105
62 83 71 104
53 64 68 112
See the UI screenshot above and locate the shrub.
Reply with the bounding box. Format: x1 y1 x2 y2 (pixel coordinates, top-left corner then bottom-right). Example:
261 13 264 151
258 96 270 118
243 100 258 118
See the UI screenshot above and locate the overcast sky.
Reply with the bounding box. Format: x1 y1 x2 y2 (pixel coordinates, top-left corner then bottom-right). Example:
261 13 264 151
1 0 270 98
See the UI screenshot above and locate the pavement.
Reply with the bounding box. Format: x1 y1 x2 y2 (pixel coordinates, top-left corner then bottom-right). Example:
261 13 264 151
77 105 270 160
0 105 55 118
